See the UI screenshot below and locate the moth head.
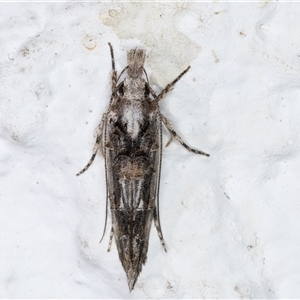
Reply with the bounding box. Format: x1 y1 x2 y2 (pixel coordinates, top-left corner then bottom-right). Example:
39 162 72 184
127 48 146 78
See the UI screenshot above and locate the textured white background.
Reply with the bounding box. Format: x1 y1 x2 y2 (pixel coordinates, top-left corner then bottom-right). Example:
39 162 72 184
1 1 300 298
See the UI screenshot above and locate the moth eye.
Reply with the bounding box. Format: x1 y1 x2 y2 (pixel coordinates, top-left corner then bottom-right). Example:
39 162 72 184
144 85 150 97
118 83 124 94
115 120 128 133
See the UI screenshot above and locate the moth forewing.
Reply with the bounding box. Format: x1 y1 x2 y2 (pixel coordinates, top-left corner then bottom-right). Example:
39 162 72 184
76 43 209 292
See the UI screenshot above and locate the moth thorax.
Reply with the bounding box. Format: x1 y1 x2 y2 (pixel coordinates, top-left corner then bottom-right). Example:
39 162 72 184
127 48 146 78
123 77 145 99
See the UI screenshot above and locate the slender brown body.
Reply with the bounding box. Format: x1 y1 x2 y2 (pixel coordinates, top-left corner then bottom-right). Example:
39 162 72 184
105 76 162 290
77 44 209 291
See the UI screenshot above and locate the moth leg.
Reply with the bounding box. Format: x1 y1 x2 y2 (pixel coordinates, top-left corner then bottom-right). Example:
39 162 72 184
108 42 117 92
95 112 108 156
107 227 114 252
159 113 210 157
148 85 158 99
165 135 173 148
144 81 157 100
76 114 107 176
153 208 167 252
154 66 191 102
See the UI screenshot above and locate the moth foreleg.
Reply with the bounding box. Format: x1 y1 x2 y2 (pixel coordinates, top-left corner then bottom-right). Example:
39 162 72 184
76 141 100 176
153 208 167 252
148 85 158 99
107 227 114 252
160 113 210 157
154 66 191 102
94 121 105 156
76 114 106 176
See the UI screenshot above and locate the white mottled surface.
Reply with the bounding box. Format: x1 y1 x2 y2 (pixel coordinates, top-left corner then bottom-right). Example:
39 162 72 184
1 2 300 298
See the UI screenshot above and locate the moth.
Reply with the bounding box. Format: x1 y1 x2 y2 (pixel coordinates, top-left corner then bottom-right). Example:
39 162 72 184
77 43 209 291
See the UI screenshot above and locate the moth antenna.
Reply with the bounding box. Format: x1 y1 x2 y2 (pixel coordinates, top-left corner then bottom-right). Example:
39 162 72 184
154 121 167 252
153 208 167 252
99 191 109 244
143 68 158 99
101 114 109 244
116 66 128 84
143 67 149 84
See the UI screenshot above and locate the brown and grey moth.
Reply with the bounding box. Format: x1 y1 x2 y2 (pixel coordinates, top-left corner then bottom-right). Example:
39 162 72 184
77 43 209 291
